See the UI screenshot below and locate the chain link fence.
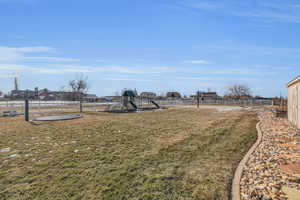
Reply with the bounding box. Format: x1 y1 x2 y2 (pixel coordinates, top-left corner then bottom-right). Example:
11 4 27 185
0 98 273 118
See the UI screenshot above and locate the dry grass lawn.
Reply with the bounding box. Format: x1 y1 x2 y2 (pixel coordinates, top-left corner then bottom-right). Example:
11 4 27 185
0 108 257 200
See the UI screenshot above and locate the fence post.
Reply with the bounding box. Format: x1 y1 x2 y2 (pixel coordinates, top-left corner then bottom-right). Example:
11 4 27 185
24 90 30 121
80 101 83 112
197 91 200 108
25 99 29 122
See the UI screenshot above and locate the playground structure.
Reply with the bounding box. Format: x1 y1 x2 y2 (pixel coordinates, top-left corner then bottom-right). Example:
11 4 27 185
122 89 138 111
105 89 163 113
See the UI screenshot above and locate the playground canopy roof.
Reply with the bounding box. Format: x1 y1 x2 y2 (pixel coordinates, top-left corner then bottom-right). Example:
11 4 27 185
122 90 136 97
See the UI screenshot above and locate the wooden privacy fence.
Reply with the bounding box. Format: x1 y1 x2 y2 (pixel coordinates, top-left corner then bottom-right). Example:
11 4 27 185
288 77 300 128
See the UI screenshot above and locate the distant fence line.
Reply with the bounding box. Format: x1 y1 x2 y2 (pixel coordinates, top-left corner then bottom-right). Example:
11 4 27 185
0 101 116 107
157 98 273 106
0 99 273 118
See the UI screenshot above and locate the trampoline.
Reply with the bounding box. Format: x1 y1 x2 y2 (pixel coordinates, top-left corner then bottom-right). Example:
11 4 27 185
0 110 18 117
33 114 82 121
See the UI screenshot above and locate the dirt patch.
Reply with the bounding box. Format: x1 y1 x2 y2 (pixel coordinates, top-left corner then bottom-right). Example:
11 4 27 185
276 137 294 143
285 154 300 162
278 143 300 149
279 164 300 175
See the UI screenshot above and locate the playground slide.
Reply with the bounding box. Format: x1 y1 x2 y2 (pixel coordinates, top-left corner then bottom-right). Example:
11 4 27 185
151 100 160 109
129 100 138 110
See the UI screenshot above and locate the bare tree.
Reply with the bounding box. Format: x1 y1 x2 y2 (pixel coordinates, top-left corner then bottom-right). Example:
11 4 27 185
58 86 70 100
226 84 252 99
0 90 3 97
68 74 90 101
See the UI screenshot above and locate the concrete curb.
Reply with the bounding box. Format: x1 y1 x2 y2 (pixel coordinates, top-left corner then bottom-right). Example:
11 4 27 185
231 121 263 200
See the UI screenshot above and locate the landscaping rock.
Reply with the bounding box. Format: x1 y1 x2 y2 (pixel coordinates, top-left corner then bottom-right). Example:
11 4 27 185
240 111 300 200
0 147 11 153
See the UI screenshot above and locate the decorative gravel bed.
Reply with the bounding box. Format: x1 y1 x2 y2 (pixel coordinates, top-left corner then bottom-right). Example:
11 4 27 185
240 111 300 200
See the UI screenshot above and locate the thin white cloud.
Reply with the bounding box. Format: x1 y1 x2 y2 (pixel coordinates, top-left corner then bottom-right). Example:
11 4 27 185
183 60 212 64
24 56 80 62
12 46 53 53
0 64 176 75
253 65 293 71
0 62 286 78
95 59 112 63
191 2 224 10
176 76 258 81
0 46 54 61
232 11 300 23
212 68 257 75
289 4 300 9
0 46 79 62
0 64 29 71
31 67 94 74
104 77 156 82
173 65 262 76
0 64 93 75
91 66 175 74
0 74 19 78
198 44 300 57
186 1 300 23
0 0 37 4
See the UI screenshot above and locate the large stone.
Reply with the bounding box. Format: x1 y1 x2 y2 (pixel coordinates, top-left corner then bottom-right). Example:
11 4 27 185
282 186 300 200
278 164 300 176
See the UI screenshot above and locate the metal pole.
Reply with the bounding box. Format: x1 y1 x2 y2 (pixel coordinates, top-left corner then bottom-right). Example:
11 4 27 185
25 99 29 122
197 91 200 108
24 90 29 121
80 101 83 113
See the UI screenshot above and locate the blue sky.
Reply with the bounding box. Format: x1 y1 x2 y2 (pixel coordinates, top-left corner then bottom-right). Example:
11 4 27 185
0 0 299 97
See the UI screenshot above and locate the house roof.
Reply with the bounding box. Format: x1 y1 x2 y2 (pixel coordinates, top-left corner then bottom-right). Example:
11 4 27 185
200 92 217 94
140 92 156 95
287 75 300 87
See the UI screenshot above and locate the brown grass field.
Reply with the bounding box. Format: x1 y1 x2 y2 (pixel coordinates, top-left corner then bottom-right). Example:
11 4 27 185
0 107 257 200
